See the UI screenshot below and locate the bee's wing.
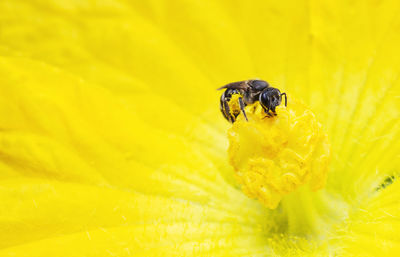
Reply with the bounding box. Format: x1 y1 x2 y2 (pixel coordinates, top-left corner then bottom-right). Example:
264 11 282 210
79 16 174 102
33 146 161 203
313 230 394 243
217 80 249 90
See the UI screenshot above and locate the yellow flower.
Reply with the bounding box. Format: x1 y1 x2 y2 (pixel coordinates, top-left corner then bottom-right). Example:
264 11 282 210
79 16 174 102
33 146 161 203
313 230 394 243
0 0 399 256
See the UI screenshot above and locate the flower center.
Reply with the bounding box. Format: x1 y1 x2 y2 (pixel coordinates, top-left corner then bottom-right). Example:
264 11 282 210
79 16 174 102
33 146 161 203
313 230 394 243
227 99 331 209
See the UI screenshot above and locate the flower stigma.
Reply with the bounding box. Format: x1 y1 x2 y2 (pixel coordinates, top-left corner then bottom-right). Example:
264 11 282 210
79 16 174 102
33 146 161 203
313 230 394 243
228 99 331 209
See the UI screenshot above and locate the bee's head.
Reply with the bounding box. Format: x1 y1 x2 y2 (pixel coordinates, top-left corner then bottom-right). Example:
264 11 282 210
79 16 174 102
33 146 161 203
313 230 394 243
259 87 282 111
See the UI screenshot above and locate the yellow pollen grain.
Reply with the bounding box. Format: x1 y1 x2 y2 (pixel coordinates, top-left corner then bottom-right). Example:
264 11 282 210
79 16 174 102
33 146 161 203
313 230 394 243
227 99 331 209
228 93 242 116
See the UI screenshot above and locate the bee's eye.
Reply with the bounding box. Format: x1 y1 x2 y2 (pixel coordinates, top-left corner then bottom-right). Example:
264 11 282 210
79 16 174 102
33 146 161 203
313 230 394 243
259 91 270 107
252 80 269 90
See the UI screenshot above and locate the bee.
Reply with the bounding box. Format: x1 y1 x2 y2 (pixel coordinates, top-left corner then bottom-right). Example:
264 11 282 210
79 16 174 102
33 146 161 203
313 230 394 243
218 79 287 123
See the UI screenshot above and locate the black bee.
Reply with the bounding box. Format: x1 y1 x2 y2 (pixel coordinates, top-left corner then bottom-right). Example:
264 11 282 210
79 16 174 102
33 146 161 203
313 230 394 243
218 80 287 123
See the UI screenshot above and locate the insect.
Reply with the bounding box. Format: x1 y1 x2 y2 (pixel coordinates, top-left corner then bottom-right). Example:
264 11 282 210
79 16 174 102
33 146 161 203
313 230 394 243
218 79 287 123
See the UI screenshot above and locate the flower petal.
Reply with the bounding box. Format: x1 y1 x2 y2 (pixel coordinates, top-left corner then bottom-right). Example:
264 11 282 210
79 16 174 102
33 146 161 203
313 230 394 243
0 56 276 255
338 181 400 256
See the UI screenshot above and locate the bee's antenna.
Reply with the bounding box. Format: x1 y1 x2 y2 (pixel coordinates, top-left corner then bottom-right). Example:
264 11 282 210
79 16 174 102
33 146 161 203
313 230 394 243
280 93 287 107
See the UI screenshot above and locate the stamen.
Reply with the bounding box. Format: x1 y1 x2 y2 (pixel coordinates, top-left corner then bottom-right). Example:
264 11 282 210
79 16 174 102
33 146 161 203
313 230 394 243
227 99 331 209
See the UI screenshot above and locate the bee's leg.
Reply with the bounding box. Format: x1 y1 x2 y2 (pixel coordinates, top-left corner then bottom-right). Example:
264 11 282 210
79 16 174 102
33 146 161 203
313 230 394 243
262 106 273 119
238 97 248 121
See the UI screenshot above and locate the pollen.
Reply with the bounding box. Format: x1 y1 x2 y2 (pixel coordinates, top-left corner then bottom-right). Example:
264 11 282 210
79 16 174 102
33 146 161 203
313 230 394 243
228 93 242 116
227 100 331 209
